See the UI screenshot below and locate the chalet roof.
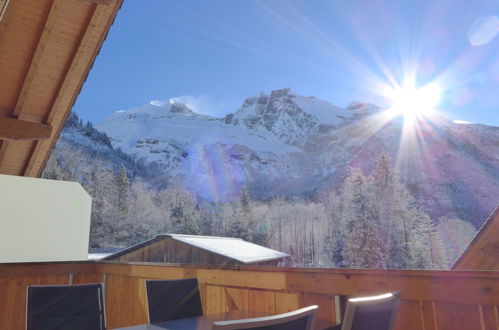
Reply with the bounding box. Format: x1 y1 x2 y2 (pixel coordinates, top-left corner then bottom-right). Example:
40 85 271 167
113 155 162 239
169 234 289 264
106 234 289 264
0 0 123 177
453 206 499 270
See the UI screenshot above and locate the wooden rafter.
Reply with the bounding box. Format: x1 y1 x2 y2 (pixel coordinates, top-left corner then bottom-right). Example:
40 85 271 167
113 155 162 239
10 0 60 119
83 0 113 5
0 0 61 173
0 0 9 22
0 117 52 141
24 1 122 177
0 0 123 176
19 0 98 177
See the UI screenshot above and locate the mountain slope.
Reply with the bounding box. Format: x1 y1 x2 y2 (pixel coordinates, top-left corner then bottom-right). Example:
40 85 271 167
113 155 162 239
96 89 499 226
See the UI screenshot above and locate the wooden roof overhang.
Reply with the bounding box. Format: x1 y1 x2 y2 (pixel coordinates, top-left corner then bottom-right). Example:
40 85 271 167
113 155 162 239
453 206 499 270
0 0 123 177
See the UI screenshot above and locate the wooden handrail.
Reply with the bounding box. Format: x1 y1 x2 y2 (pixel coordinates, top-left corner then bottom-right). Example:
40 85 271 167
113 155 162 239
1 261 499 330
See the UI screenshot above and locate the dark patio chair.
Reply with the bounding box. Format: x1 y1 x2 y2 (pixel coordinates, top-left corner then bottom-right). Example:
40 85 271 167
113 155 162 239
332 291 401 330
26 283 106 330
212 305 318 330
145 278 203 323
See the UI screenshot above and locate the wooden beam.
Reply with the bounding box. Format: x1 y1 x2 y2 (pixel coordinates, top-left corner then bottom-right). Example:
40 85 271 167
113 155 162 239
0 0 9 22
24 0 123 177
0 116 52 141
94 262 499 306
81 0 113 5
19 0 97 176
0 0 122 175
0 0 60 173
452 206 499 270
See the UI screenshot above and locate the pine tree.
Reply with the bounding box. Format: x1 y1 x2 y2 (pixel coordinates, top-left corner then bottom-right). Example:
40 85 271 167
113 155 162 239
115 164 129 216
240 186 251 215
227 217 250 240
198 209 215 235
238 186 260 242
372 153 402 268
427 220 449 269
341 167 376 268
331 154 448 270
320 189 341 267
169 181 200 235
436 217 477 265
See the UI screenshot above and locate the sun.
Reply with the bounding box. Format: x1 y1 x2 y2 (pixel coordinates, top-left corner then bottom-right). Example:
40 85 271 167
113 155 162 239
385 80 441 119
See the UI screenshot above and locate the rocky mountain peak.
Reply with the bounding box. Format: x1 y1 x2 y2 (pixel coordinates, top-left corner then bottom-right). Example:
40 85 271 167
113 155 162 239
226 89 363 146
268 88 294 100
347 101 383 114
226 89 318 146
169 102 195 114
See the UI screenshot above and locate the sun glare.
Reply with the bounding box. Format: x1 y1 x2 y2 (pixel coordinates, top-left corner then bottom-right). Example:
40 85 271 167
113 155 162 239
386 80 441 119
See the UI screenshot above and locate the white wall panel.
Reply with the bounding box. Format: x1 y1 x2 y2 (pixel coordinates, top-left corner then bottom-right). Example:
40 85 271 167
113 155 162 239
0 174 91 262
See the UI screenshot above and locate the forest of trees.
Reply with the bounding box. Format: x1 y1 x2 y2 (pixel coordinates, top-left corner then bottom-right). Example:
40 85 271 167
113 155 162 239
42 114 477 269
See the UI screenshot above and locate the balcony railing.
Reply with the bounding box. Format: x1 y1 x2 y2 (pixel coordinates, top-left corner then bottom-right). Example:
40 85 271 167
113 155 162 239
1 261 499 330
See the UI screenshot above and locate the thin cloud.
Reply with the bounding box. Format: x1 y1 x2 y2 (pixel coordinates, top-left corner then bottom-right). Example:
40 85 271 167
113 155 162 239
167 95 236 117
150 100 166 106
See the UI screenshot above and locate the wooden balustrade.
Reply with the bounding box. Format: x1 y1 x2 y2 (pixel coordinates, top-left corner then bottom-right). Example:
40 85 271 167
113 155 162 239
1 261 499 330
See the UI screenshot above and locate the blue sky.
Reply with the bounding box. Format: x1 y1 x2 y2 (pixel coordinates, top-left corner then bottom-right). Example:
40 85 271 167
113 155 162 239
74 0 499 126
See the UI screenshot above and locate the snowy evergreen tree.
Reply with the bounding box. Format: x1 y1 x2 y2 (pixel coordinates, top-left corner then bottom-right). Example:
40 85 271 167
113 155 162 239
341 167 376 268
327 154 450 269
42 135 457 270
115 164 130 216
227 217 250 240
372 153 407 269
169 182 199 235
437 216 477 265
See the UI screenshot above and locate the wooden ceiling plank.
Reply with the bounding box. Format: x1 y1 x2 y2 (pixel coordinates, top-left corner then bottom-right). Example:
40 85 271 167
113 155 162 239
0 0 51 116
0 116 52 141
0 141 9 169
82 0 113 5
0 0 122 176
24 0 122 177
13 0 63 119
0 0 59 172
0 140 33 175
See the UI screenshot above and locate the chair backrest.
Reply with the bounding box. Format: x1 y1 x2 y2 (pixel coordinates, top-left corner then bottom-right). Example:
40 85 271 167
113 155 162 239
212 305 318 330
341 291 401 330
26 283 106 330
145 278 203 323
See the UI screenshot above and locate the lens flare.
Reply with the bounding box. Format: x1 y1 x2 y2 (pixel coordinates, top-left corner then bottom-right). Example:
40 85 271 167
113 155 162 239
385 80 441 120
181 135 245 202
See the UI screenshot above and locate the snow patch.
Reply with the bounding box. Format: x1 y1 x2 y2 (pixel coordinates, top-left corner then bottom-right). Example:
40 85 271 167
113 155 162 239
453 120 474 125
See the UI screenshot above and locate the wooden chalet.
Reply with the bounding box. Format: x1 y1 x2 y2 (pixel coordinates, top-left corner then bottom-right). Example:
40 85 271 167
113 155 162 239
1 1 499 329
105 234 289 266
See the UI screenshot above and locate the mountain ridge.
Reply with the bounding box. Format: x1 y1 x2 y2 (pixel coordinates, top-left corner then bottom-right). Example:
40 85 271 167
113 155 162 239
90 88 499 226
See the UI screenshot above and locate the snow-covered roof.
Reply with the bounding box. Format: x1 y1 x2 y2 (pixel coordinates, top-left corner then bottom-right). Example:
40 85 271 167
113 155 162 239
105 234 288 264
88 253 112 260
168 234 289 264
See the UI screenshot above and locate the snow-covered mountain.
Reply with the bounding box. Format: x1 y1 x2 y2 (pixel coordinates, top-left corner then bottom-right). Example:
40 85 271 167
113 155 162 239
96 88 499 226
223 89 373 146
